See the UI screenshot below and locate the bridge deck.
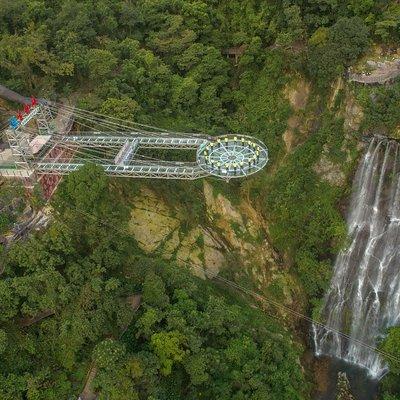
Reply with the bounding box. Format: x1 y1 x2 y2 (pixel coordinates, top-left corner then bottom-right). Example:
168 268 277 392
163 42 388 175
60 135 208 149
36 162 208 180
0 166 33 178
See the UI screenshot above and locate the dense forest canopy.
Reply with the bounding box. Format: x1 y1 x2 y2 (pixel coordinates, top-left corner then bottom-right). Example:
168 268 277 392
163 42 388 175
1 0 400 399
0 164 306 399
0 0 398 132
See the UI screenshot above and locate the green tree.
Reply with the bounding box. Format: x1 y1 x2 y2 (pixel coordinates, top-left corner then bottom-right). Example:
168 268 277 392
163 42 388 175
0 329 7 354
142 272 170 309
379 327 400 398
375 4 400 41
87 48 118 80
276 4 305 48
100 97 140 121
308 17 369 89
0 26 73 92
52 163 129 260
93 339 126 368
380 327 400 375
151 331 187 376
357 80 400 135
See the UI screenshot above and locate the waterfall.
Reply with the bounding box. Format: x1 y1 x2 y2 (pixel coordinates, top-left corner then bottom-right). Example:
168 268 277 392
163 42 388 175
313 136 400 379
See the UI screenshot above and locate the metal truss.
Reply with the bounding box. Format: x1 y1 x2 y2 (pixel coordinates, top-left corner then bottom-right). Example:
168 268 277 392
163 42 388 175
60 135 208 149
35 104 53 135
114 139 139 165
4 128 33 170
36 161 209 180
1 104 55 185
0 167 33 178
2 104 269 183
4 104 53 169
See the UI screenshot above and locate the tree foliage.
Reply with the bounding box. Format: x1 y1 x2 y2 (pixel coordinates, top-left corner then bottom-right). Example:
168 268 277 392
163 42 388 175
357 79 400 136
379 327 400 398
0 1 399 398
308 17 370 89
0 166 307 399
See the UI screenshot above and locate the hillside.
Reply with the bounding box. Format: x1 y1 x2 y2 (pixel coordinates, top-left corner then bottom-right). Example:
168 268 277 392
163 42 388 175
1 1 400 399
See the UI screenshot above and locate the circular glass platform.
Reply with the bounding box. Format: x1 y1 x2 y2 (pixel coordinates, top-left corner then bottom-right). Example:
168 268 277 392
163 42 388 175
196 135 268 179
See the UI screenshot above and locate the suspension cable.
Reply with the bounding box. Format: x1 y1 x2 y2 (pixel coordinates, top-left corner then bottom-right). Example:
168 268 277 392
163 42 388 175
47 101 211 138
3 148 400 367
38 200 400 368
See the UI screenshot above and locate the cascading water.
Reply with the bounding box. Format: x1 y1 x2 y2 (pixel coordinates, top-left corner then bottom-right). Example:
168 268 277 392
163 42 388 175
313 136 400 379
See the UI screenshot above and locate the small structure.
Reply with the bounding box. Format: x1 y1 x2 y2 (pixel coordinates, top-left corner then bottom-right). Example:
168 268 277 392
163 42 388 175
222 45 247 65
114 139 139 165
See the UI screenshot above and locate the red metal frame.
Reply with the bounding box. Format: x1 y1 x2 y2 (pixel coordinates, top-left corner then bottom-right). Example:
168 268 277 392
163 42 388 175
38 145 75 199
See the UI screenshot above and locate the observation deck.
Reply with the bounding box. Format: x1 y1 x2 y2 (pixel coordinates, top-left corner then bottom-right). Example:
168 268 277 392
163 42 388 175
1 101 269 186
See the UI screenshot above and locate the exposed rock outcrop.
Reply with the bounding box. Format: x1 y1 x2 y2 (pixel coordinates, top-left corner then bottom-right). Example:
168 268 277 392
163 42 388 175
286 79 310 112
343 93 363 132
349 58 400 85
314 84 363 187
313 146 346 187
129 187 181 253
283 79 311 153
335 372 355 400
127 181 302 309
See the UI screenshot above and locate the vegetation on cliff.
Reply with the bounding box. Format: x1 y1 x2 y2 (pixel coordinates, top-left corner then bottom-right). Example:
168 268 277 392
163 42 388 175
0 165 307 399
380 328 400 400
1 0 400 399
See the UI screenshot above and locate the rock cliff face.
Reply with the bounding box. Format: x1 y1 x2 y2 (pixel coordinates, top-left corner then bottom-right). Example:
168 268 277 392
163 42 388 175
283 76 367 188
283 79 311 153
313 84 365 187
128 180 302 308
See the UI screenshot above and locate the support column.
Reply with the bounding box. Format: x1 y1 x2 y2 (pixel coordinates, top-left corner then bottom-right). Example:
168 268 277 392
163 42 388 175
4 128 35 189
36 103 54 135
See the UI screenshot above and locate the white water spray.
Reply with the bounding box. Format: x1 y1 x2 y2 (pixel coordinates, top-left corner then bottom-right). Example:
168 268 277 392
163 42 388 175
313 137 400 379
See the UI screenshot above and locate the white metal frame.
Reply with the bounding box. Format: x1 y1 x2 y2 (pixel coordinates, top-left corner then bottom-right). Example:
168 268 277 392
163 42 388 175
1 105 269 182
